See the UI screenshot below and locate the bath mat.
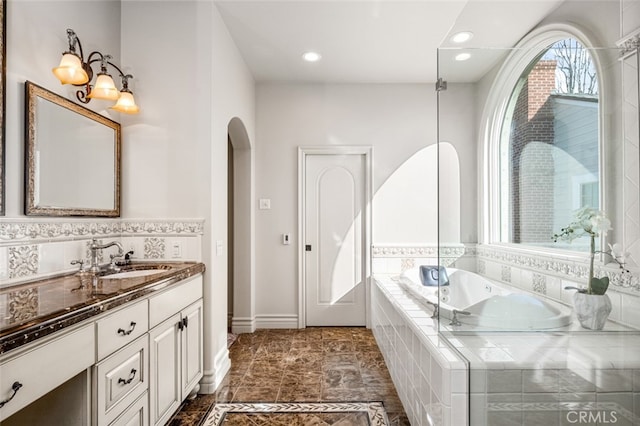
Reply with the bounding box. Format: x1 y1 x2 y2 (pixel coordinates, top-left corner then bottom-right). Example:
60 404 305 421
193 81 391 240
201 402 389 426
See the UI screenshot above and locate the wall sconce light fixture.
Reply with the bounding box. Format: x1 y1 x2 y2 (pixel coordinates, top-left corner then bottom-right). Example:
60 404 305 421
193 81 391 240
52 29 139 114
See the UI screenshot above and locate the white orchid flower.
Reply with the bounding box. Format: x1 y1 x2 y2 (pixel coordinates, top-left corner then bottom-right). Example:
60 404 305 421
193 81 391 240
608 243 630 263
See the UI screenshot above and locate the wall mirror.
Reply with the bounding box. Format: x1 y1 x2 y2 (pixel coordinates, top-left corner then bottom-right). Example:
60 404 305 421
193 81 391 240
1 0 6 216
25 81 121 217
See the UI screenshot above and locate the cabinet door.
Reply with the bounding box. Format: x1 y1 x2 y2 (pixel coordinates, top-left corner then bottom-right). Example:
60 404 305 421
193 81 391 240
149 313 181 426
180 300 203 397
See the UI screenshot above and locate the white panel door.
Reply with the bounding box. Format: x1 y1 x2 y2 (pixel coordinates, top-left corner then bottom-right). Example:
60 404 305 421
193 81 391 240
305 153 366 326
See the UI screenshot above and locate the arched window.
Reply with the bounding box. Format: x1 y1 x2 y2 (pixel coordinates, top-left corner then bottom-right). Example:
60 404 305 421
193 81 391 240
497 37 600 252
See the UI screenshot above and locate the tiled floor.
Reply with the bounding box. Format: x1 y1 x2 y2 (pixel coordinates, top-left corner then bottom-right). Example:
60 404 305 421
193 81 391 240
168 327 410 425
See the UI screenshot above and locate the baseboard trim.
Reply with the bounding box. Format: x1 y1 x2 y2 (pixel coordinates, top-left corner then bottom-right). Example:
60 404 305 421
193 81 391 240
231 316 256 334
199 344 231 394
255 314 299 329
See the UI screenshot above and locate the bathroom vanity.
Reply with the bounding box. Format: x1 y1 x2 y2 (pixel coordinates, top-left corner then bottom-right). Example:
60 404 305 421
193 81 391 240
0 261 205 425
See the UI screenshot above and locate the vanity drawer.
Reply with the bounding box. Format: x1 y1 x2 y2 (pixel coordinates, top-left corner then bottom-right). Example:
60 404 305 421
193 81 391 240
0 323 95 421
97 300 149 360
110 391 148 426
96 334 148 426
149 275 202 328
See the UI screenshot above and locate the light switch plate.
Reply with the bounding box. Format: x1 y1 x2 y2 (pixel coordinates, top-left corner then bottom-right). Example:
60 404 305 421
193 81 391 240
259 198 271 210
171 242 182 258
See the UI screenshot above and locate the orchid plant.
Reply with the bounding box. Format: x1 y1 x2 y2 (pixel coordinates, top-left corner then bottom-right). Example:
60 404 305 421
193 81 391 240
552 207 627 295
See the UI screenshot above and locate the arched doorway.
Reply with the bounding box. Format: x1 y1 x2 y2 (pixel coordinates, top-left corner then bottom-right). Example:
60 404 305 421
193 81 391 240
227 117 255 333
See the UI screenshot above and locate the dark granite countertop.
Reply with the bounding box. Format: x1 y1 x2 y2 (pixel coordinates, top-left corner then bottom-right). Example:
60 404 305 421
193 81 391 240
0 261 205 355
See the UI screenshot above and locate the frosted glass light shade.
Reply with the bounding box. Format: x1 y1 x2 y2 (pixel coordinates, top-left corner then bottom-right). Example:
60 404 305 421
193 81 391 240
110 91 140 114
52 53 89 85
87 74 119 100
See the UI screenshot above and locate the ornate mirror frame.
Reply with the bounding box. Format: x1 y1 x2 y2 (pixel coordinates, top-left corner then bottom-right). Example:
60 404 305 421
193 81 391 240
24 81 121 217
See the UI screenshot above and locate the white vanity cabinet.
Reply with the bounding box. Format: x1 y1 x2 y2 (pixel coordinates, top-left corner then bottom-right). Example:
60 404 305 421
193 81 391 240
111 391 149 426
93 300 150 426
149 276 203 426
0 268 204 426
96 299 149 360
94 336 149 425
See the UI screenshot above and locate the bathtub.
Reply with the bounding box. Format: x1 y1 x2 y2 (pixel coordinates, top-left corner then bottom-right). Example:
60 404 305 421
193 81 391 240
398 267 572 330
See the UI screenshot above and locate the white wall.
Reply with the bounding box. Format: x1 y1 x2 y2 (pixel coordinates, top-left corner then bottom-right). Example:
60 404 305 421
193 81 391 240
373 145 440 245
373 143 461 245
254 83 477 321
622 0 640 36
120 1 255 391
437 83 478 243
5 0 121 217
208 3 256 389
120 1 210 219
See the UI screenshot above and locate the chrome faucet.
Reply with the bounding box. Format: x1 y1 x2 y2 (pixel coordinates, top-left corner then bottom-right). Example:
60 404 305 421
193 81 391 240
449 309 471 327
423 299 440 319
88 238 124 273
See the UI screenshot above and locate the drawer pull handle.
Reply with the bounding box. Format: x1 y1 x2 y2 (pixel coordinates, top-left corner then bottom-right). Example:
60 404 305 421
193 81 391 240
117 321 137 336
118 369 137 385
0 381 23 408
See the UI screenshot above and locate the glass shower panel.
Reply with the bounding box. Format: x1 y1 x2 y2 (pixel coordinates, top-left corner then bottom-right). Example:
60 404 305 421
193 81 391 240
435 44 640 425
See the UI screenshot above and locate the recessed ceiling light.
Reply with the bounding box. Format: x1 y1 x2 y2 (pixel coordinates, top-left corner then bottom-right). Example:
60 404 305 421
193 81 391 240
451 31 474 44
302 51 322 62
455 53 471 61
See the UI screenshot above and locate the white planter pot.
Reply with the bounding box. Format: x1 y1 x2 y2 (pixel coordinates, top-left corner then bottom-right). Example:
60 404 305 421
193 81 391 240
572 292 612 330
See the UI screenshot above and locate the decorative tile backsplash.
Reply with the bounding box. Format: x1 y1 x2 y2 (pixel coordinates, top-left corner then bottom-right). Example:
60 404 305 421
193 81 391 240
500 265 511 283
8 288 39 322
477 259 486 275
372 243 640 329
532 273 547 295
144 237 166 259
476 244 640 329
0 218 204 286
8 245 39 279
400 258 415 272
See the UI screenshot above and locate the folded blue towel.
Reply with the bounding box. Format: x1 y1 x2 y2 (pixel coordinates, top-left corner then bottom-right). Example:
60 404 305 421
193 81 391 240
419 265 449 286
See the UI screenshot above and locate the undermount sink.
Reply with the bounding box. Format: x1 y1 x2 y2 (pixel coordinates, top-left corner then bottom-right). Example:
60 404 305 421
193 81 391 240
101 269 167 279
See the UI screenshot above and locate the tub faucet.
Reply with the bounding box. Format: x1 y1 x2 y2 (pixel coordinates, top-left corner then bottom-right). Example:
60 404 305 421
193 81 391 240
89 238 124 273
449 309 471 327
423 300 439 319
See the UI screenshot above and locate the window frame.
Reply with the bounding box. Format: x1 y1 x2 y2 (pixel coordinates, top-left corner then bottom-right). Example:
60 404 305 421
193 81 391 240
479 24 607 258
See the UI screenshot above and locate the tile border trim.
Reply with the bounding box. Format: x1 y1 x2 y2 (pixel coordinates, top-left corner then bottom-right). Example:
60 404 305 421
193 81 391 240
372 243 473 258
487 401 638 424
617 27 640 58
477 244 640 293
0 218 204 243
